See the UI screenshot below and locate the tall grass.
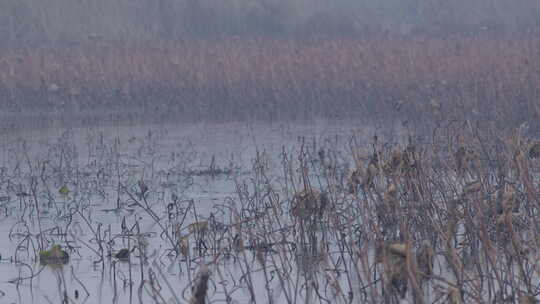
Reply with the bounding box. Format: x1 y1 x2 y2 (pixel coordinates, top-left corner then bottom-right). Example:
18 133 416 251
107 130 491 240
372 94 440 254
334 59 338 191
1 34 539 127
4 118 540 302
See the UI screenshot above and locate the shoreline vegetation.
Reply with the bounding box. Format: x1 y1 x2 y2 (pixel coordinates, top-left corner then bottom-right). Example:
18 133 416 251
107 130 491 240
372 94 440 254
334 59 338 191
2 117 540 303
0 34 539 131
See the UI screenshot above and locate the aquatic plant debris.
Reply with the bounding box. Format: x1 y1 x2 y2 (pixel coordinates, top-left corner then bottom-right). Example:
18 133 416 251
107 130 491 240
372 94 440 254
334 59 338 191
39 245 69 266
59 185 70 195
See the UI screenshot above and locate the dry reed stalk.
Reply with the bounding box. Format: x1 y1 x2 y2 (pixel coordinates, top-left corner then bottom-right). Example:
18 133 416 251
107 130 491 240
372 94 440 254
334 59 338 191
519 294 538 304
529 142 540 159
290 188 327 219
383 183 398 208
179 235 190 257
448 287 462 304
375 242 409 298
190 265 210 304
416 241 434 282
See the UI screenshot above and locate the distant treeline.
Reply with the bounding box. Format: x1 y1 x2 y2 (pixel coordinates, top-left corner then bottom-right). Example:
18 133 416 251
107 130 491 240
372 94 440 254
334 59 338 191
2 0 540 45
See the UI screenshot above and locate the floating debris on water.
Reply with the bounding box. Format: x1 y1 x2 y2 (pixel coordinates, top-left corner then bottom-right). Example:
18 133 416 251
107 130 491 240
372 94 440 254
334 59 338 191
114 248 131 261
39 245 69 266
59 185 70 195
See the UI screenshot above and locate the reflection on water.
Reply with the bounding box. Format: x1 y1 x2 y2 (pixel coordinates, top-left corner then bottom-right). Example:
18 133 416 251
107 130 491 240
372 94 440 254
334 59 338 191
2 116 532 303
0 118 379 303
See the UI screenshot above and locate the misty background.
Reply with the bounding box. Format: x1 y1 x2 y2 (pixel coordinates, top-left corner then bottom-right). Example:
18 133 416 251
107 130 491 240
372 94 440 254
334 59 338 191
1 0 539 134
2 0 540 45
0 3 539 303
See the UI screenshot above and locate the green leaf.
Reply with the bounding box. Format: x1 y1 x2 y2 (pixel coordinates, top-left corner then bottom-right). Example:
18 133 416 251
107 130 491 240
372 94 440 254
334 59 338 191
59 185 70 195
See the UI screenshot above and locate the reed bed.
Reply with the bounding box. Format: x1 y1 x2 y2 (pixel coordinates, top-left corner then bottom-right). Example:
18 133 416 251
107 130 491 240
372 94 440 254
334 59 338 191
1 34 540 126
2 120 540 303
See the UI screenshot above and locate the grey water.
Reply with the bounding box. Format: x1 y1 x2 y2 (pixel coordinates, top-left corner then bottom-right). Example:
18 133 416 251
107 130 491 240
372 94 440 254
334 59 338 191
0 118 384 304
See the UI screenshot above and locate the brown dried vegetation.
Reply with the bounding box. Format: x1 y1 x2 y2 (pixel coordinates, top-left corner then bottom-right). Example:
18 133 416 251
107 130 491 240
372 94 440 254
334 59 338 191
1 35 540 125
290 188 327 219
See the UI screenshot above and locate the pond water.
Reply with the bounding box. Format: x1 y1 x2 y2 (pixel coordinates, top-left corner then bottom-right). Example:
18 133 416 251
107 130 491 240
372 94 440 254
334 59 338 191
0 119 385 304
1 117 537 304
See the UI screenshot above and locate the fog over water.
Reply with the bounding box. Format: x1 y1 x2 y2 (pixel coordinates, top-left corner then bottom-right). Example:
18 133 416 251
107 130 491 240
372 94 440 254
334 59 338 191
1 1 540 303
